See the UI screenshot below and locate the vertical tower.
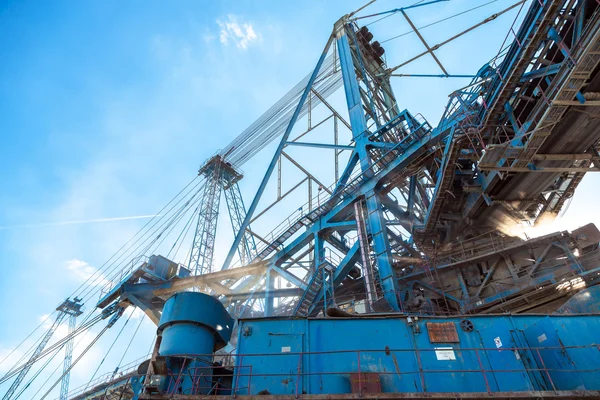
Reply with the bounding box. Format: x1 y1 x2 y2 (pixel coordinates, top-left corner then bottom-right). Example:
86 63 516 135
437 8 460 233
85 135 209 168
57 298 83 400
188 155 257 276
1 298 83 400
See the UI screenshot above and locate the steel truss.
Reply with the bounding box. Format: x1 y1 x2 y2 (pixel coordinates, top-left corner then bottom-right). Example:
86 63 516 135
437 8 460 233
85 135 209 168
95 0 600 323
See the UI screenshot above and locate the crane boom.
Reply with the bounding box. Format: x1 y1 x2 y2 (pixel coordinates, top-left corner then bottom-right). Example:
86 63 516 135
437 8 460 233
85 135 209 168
1 314 66 400
1 298 83 400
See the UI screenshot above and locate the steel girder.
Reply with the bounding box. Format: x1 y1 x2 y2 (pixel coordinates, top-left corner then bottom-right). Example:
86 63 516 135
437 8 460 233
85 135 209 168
98 0 600 320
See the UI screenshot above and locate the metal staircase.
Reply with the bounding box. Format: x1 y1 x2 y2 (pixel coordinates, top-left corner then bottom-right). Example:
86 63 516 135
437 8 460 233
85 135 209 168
293 266 326 317
421 135 462 234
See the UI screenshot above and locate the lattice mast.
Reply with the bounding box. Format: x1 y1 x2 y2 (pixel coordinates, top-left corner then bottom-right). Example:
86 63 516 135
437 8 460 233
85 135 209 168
2 298 83 400
188 155 257 275
58 298 83 400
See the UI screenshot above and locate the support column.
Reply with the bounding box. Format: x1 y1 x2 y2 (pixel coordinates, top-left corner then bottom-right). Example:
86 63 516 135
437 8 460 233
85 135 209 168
265 268 274 316
336 22 401 310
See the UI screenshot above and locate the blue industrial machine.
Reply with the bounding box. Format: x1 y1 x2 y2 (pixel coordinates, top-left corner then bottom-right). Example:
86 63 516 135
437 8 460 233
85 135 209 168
4 0 600 398
233 313 600 396
124 292 600 398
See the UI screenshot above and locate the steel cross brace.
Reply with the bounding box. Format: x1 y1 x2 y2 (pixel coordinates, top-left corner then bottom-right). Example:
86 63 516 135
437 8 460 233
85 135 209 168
221 34 336 271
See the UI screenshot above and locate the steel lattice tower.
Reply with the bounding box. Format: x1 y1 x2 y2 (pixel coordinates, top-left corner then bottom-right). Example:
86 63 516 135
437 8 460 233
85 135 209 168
58 299 83 400
2 298 83 400
188 155 257 275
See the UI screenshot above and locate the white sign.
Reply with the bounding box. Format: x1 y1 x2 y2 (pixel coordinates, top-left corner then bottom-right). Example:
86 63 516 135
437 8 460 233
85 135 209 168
494 337 503 348
435 347 456 360
538 333 547 343
281 346 291 353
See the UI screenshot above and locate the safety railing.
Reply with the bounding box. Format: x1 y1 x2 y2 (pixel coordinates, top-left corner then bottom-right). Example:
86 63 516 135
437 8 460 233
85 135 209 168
99 255 150 300
64 353 150 399
140 344 600 397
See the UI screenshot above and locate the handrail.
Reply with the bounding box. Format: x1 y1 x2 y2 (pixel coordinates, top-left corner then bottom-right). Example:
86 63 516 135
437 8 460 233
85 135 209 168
139 343 600 396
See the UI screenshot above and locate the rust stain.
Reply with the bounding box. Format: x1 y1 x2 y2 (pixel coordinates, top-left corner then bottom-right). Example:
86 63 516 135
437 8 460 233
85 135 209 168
426 322 460 343
391 353 403 381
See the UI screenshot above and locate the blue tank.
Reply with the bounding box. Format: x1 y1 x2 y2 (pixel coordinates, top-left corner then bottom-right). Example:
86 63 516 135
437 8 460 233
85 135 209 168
157 292 233 395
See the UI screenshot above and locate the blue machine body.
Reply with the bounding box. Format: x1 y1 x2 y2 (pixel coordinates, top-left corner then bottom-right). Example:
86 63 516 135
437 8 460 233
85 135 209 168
234 314 600 395
157 292 234 395
558 286 600 314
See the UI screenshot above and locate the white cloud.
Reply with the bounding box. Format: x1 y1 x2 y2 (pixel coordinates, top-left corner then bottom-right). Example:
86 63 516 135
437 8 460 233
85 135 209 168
0 345 26 374
217 15 259 50
66 259 110 288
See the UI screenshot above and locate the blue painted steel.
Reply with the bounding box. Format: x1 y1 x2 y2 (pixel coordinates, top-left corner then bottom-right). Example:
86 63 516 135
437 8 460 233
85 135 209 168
356 0 449 19
221 34 335 272
284 141 355 151
159 292 234 350
336 28 400 310
147 255 179 279
392 74 476 78
557 286 600 314
234 314 600 395
131 376 142 400
271 265 308 291
158 292 234 394
264 269 274 316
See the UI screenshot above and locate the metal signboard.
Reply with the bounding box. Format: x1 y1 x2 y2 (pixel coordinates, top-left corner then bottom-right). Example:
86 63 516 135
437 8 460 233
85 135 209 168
426 322 459 343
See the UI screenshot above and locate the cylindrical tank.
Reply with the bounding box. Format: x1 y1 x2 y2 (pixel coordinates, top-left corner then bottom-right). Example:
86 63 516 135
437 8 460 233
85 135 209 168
157 292 234 395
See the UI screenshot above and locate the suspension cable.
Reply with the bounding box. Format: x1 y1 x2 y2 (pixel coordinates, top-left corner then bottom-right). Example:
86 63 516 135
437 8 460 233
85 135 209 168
381 1 499 43
38 323 111 400
83 309 133 391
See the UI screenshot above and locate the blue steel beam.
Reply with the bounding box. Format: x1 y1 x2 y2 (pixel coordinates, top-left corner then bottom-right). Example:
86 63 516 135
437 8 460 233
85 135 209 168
264 269 274 316
285 142 355 151
336 25 401 310
100 0 600 321
352 0 449 20
390 74 477 78
269 264 308 290
221 34 335 271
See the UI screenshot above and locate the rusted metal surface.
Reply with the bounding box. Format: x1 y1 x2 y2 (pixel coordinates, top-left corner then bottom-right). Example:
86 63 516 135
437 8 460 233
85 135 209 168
426 322 459 343
349 372 381 394
139 390 600 399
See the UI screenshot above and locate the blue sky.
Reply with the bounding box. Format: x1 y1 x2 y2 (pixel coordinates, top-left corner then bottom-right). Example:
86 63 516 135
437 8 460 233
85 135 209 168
1 0 600 397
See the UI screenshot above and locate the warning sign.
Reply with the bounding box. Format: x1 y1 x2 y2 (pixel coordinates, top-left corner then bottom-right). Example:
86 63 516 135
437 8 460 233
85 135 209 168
426 322 459 343
494 337 503 348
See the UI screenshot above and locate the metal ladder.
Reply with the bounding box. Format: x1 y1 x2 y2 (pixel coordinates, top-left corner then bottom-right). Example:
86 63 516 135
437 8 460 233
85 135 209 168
354 199 383 311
